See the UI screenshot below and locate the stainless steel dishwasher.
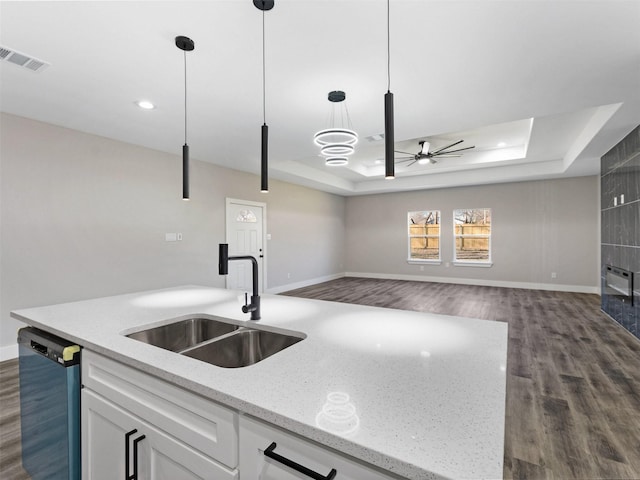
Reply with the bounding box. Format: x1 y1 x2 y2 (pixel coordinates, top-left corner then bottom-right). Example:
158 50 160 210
18 327 81 480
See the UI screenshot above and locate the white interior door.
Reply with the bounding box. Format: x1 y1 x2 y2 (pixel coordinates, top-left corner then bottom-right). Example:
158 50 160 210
225 199 266 293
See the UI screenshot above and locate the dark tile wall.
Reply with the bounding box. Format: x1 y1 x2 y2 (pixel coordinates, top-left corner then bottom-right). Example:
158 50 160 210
601 125 640 339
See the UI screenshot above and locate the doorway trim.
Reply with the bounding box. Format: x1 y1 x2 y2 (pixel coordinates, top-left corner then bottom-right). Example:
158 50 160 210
225 198 268 292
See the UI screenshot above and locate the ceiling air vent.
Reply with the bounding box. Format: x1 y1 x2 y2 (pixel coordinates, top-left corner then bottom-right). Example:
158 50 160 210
365 133 385 142
0 45 50 72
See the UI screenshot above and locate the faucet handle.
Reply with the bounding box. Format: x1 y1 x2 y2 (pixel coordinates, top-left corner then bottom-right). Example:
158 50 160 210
241 292 260 317
241 292 250 313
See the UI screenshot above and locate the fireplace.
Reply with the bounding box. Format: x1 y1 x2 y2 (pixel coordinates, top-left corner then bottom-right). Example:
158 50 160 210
605 265 634 305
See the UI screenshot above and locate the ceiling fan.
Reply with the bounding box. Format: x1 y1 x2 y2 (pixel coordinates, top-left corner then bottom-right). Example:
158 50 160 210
395 140 475 167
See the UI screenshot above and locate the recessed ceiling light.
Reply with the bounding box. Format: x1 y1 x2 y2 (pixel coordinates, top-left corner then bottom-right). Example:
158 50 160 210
497 142 506 147
136 100 155 110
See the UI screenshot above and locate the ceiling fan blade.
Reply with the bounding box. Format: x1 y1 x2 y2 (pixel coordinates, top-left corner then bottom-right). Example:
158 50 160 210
432 154 461 158
407 160 418 167
431 140 463 154
395 150 415 155
433 145 475 155
395 158 415 163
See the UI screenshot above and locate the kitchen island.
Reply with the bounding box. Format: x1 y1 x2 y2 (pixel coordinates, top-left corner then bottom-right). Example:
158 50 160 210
12 285 508 479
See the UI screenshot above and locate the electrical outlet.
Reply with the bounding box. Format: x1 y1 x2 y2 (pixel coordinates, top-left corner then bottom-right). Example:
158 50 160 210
551 272 557 279
165 233 177 242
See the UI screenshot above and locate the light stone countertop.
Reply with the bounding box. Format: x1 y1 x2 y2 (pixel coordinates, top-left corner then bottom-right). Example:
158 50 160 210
12 285 508 480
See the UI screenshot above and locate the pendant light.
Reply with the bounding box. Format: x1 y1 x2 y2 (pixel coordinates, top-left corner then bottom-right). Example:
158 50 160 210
384 0 395 179
255 0 274 193
176 35 195 200
314 90 358 167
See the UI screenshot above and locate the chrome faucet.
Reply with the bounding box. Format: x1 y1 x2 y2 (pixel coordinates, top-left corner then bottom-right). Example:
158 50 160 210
218 243 261 320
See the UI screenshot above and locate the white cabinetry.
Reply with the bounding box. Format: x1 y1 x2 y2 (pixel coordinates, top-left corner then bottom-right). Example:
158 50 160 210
239 415 396 480
82 350 398 480
81 350 238 480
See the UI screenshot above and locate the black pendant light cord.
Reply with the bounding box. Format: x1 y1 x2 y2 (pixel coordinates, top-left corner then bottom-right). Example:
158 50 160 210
387 0 391 93
184 50 188 144
259 0 270 193
384 0 395 179
183 49 189 200
176 35 194 199
262 7 266 126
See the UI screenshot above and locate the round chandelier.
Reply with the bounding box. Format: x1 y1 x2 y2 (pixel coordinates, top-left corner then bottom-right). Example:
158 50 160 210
314 91 358 166
325 157 349 166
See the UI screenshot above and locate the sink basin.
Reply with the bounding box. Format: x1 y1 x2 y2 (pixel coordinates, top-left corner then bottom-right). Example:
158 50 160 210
126 317 238 353
182 328 303 368
126 316 304 368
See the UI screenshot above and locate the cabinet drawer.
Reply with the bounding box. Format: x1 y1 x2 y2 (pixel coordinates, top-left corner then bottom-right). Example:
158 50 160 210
82 350 238 469
239 415 396 480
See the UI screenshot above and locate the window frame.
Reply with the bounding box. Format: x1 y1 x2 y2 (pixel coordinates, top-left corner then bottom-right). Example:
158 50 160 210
452 208 493 267
407 210 442 265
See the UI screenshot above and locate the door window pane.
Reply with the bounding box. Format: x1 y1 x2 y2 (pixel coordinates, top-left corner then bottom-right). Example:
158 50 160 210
236 209 257 223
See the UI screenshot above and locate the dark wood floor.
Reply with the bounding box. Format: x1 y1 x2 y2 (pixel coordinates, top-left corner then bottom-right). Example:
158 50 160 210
0 358 30 480
282 277 640 480
1 278 639 479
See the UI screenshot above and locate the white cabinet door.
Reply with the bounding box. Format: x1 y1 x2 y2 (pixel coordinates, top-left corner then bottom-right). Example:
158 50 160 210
239 416 395 480
83 389 129 479
83 389 238 480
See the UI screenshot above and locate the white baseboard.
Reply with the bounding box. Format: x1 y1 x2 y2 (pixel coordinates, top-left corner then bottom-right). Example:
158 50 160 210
345 271 600 294
267 273 346 294
0 343 18 362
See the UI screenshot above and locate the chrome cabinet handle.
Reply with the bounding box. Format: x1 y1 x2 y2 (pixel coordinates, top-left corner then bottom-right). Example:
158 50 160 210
264 442 337 480
125 429 146 480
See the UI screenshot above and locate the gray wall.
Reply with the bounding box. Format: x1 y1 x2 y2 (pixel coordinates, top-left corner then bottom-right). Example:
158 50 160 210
345 176 600 291
0 113 345 355
0 112 603 357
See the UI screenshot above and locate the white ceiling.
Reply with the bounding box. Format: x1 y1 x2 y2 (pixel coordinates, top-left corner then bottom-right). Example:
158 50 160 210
1 0 639 196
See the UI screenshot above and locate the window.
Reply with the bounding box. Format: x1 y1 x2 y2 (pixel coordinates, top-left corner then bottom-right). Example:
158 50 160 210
408 211 440 262
236 209 257 223
454 208 491 264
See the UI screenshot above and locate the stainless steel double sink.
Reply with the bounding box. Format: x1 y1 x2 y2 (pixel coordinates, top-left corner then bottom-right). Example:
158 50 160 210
126 316 303 368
